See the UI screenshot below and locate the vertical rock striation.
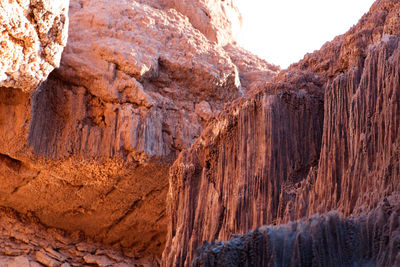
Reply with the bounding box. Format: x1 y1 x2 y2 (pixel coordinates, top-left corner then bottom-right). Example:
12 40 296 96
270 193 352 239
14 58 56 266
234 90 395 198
194 197 400 267
163 71 325 266
284 34 400 222
1 0 398 265
163 0 400 266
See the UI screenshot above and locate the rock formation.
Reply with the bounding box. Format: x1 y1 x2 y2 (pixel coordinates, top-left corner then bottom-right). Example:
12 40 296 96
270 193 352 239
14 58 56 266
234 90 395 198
283 34 400 222
0 0 69 92
0 207 139 266
0 0 278 265
162 70 325 266
138 0 242 45
163 0 400 266
0 0 399 266
193 199 400 267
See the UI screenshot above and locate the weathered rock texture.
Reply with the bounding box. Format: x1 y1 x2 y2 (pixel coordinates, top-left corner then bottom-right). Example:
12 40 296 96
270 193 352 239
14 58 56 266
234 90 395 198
0 0 277 264
2 0 399 265
0 0 69 92
0 207 141 266
163 0 400 266
194 197 400 267
138 0 242 45
283 34 400 222
163 68 325 267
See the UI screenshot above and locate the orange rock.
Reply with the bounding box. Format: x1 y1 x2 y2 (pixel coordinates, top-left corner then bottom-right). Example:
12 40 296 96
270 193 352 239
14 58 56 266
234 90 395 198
0 0 276 264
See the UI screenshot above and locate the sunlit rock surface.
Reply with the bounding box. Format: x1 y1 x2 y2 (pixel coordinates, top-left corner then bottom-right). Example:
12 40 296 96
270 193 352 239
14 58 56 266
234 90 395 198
137 0 242 45
0 0 69 92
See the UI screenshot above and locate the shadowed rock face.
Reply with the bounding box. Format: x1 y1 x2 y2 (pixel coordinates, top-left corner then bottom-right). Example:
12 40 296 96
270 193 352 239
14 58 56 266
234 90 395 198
193 197 400 267
163 1 400 266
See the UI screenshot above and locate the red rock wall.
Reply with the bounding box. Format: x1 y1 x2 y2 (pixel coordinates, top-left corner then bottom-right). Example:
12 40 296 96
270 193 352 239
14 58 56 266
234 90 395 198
190 35 400 267
163 73 325 265
163 1 400 266
282 34 400 222
1 0 399 265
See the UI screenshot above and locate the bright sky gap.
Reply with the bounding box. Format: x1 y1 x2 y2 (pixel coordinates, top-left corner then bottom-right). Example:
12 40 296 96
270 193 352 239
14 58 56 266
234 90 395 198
235 0 376 68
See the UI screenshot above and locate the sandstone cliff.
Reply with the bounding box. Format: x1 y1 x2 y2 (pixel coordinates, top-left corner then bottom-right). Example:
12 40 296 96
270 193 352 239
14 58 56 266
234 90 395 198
0 0 278 265
1 0 399 266
283 34 400 222
163 0 400 266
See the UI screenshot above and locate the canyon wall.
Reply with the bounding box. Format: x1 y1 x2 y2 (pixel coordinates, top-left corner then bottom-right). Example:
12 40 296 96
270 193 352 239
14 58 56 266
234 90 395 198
0 0 278 264
163 0 400 266
1 0 399 266
283 34 400 222
163 70 325 266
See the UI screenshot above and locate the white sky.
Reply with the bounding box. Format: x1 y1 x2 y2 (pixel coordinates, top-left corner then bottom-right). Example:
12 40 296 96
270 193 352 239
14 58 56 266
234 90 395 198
235 0 376 69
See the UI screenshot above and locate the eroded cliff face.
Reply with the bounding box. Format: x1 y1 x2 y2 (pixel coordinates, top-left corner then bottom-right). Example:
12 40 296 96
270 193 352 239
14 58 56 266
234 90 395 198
163 71 325 266
1 0 399 266
164 70 323 266
0 0 278 264
283 34 400 222
164 0 400 266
